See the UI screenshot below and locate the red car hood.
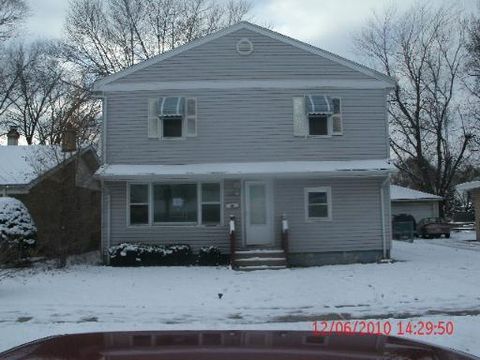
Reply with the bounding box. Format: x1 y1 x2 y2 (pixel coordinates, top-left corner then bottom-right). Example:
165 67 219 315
0 330 477 360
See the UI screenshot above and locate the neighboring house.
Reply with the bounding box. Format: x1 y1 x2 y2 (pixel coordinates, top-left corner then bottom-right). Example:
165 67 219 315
456 181 480 241
0 127 101 256
94 21 396 268
390 185 442 223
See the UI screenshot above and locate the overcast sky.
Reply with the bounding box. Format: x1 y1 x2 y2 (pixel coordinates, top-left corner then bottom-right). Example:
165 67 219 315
24 0 478 59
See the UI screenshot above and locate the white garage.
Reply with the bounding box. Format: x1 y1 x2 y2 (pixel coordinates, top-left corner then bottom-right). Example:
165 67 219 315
391 185 442 223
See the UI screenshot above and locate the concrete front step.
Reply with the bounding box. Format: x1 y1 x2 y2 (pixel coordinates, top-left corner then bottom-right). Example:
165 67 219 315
235 257 287 267
237 265 287 271
235 249 285 260
234 248 287 270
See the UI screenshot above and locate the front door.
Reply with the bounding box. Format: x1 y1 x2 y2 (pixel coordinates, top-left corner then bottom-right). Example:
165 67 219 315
245 180 273 245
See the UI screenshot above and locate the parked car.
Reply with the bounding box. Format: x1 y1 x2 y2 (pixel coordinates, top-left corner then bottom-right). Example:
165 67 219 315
417 217 451 239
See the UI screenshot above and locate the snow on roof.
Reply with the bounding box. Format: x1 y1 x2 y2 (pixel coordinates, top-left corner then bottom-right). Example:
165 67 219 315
0 145 68 186
456 181 480 192
96 159 394 179
390 185 442 201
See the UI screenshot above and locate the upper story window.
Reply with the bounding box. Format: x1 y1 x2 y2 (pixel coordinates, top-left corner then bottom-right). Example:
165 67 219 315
148 96 197 139
293 95 342 137
162 116 183 138
308 114 328 136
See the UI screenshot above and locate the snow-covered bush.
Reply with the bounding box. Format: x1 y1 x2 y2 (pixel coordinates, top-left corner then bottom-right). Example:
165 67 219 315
197 246 227 266
109 243 193 266
0 197 37 265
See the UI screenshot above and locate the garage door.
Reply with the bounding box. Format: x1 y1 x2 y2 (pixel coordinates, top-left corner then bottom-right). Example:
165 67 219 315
391 202 437 223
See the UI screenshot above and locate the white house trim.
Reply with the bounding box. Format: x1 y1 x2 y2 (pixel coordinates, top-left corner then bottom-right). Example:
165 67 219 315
93 21 396 90
96 159 395 181
99 79 394 92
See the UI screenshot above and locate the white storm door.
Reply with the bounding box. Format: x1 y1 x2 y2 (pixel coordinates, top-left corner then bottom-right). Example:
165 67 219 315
245 181 273 245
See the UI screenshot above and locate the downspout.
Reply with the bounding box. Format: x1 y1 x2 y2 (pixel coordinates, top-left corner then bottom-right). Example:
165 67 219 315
101 179 111 264
101 95 107 164
380 175 390 259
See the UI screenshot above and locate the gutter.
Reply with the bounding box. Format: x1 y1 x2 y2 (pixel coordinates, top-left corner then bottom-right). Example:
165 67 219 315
380 176 390 259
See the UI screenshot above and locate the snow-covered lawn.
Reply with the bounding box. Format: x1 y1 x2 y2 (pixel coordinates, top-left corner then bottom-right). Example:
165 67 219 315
1 240 480 355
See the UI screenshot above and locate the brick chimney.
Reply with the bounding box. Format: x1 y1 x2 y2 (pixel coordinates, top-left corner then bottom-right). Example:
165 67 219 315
62 123 77 152
7 126 20 146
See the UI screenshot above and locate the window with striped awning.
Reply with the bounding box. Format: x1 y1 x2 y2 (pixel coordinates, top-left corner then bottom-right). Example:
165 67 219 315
158 97 185 117
293 95 343 137
305 95 335 114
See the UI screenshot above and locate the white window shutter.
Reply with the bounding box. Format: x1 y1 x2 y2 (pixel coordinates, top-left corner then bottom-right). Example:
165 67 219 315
332 115 342 135
332 98 342 135
293 97 308 136
148 98 159 138
185 97 197 137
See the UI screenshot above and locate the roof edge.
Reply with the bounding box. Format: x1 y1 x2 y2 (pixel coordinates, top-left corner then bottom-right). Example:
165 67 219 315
457 181 480 192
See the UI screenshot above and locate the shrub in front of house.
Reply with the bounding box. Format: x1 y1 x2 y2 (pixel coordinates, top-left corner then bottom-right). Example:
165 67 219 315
0 197 37 266
108 243 228 266
197 246 228 266
109 243 193 266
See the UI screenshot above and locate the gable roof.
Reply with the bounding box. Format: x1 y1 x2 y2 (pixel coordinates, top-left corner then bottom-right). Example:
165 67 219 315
94 21 396 90
0 145 97 189
390 185 442 202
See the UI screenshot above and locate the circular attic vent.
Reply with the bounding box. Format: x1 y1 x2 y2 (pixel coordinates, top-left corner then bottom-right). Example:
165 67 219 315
236 38 254 55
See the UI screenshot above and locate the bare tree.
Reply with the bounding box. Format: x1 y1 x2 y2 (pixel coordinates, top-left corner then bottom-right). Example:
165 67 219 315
62 0 251 80
0 0 28 42
5 42 64 144
355 4 475 215
2 41 101 145
0 0 28 125
465 7 480 152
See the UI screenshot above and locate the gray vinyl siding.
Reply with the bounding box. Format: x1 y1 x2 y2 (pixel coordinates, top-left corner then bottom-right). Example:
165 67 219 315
105 88 388 164
113 28 373 84
273 177 391 253
105 180 241 253
104 177 391 254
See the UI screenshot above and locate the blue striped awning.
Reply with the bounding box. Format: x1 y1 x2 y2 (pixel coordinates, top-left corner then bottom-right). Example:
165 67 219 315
158 97 185 117
305 95 334 114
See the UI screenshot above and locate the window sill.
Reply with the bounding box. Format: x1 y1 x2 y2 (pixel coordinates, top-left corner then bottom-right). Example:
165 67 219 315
159 137 186 141
306 134 332 138
127 223 225 228
305 218 333 223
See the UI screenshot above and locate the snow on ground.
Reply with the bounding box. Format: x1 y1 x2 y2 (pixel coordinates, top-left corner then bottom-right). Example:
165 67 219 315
423 230 480 252
1 240 480 355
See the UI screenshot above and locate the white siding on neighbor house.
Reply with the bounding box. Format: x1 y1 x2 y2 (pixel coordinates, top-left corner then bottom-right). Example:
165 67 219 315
112 28 374 85
105 88 388 164
103 176 391 254
391 201 439 223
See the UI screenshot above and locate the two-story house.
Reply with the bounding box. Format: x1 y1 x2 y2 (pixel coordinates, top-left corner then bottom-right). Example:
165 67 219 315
94 21 396 269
